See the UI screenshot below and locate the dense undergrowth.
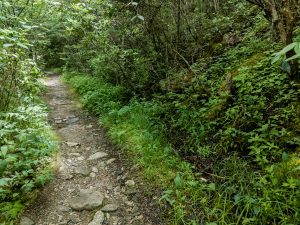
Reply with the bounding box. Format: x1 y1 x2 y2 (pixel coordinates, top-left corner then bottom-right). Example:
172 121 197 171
63 40 300 223
0 2 56 224
0 101 56 224
56 2 300 222
2 0 300 224
63 45 300 225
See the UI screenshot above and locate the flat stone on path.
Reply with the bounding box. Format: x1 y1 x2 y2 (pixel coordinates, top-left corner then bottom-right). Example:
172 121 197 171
66 142 80 147
106 158 116 165
88 211 105 225
101 203 119 212
74 164 90 176
88 151 108 161
20 216 34 225
69 189 104 211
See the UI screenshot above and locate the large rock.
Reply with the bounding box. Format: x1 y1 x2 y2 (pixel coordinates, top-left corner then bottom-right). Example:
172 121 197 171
87 152 108 161
20 216 34 225
88 211 105 225
69 189 104 211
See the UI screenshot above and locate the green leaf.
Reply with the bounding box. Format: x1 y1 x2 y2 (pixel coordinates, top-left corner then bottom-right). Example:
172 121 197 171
208 182 216 191
3 43 13 48
282 152 289 161
281 61 291 73
137 15 144 21
234 194 241 204
16 43 29 49
0 178 10 186
278 43 297 55
1 145 8 156
271 54 282 64
174 174 182 188
295 43 300 55
0 160 7 174
285 54 300 62
128 2 138 6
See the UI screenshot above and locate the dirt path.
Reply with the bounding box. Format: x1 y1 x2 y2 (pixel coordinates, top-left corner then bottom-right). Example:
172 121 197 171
20 74 164 225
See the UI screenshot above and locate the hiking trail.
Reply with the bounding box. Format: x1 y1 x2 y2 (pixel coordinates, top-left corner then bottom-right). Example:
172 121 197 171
20 73 163 225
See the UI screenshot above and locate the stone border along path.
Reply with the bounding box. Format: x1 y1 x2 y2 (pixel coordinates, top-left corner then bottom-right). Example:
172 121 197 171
20 73 164 225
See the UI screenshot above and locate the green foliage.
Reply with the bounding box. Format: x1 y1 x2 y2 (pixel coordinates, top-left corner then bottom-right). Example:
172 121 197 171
62 72 128 115
0 1 57 223
0 102 56 223
8 0 299 224
272 42 300 63
0 27 40 111
64 66 300 224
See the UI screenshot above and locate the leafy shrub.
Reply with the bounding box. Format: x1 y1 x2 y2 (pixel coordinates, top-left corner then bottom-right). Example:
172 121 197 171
0 28 41 112
63 34 300 224
0 102 56 223
63 73 128 115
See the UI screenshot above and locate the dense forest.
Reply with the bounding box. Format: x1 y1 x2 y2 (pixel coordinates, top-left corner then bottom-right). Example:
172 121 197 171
1 0 300 224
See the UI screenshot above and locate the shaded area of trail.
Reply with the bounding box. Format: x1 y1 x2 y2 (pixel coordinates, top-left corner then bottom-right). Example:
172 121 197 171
21 73 164 225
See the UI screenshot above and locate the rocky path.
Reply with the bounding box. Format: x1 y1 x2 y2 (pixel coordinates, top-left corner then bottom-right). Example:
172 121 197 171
20 74 164 225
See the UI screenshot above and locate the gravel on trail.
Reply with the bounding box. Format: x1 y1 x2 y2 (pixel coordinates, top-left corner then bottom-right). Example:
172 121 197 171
20 73 164 225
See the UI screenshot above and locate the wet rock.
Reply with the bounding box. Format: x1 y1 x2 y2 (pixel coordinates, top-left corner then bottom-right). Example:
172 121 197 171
20 216 34 225
88 211 105 225
88 152 108 161
101 204 119 212
69 189 104 211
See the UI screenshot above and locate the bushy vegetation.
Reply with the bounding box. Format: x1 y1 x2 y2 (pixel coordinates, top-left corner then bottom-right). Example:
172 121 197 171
0 103 56 223
0 1 56 223
57 1 300 223
2 0 300 224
